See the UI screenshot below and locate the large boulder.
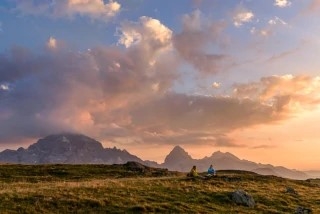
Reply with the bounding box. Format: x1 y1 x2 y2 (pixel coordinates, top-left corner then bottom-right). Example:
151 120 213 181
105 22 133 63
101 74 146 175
124 161 147 172
230 189 255 207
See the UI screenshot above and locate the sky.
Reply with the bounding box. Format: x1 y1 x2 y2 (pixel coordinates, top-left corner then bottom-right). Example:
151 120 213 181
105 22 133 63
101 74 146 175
1 0 320 170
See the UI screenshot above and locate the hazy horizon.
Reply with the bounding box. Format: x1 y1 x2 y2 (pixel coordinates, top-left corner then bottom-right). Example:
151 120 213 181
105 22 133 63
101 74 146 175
1 0 320 171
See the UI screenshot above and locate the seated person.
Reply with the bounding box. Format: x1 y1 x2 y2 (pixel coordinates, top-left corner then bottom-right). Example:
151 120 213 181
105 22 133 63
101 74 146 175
207 164 216 176
187 165 198 177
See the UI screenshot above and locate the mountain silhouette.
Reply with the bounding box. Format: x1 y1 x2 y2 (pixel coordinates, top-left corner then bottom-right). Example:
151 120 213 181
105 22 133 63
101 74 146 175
0 134 311 180
161 146 308 180
0 133 142 164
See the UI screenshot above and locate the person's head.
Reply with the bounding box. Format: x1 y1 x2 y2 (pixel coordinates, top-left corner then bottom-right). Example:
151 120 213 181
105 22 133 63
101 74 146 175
192 165 196 170
210 164 213 168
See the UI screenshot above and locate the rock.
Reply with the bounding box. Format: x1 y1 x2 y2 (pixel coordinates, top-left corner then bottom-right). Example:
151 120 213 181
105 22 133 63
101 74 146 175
230 189 255 207
125 161 147 172
285 186 298 195
295 206 312 214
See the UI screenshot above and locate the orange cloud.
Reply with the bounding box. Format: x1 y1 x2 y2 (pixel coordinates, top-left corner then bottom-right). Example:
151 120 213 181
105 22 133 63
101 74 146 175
14 0 121 21
233 75 320 114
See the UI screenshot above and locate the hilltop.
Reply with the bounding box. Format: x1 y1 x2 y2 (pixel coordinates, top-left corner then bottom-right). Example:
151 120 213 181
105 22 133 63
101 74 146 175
0 163 318 213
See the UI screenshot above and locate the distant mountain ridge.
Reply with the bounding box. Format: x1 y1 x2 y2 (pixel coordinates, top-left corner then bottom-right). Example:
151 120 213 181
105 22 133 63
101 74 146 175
0 133 142 164
161 146 308 180
0 133 313 180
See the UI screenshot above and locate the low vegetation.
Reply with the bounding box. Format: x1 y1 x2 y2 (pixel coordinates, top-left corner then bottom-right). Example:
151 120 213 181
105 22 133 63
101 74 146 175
0 163 319 213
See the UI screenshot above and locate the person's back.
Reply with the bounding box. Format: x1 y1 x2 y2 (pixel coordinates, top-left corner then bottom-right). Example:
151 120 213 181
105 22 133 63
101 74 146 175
207 164 216 176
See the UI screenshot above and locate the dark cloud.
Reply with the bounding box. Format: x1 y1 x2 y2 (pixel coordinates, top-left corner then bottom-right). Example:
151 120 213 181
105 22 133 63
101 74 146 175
130 93 279 133
119 92 284 146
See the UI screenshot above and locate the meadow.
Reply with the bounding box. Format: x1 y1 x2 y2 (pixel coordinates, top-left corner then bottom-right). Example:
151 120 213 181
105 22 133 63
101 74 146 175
0 163 319 213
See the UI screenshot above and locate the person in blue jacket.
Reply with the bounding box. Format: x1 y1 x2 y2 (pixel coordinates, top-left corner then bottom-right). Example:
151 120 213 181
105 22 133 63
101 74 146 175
207 164 216 176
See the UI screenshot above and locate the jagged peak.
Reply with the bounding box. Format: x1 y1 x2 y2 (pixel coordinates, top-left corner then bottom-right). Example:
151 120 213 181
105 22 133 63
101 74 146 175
164 145 192 164
171 145 185 152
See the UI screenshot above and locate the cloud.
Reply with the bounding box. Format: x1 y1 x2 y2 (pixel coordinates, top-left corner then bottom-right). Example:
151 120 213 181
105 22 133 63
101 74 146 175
47 36 57 49
212 82 221 89
65 0 120 18
3 12 318 149
129 93 280 140
251 144 275 149
173 10 229 74
274 0 291 8
233 8 254 27
0 44 286 148
268 16 287 25
13 0 121 21
250 16 288 38
0 17 179 143
233 75 320 113
0 84 9 91
2 46 318 148
118 16 172 50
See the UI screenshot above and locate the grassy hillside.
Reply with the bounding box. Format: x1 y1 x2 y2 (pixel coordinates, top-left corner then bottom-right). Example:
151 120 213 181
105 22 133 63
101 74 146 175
0 164 319 213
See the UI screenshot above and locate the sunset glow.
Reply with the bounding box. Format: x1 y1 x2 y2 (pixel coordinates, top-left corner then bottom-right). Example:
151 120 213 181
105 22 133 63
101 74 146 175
1 0 320 170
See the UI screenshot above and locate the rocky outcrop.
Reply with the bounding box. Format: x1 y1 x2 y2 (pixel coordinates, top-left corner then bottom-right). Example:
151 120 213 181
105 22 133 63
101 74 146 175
230 189 255 207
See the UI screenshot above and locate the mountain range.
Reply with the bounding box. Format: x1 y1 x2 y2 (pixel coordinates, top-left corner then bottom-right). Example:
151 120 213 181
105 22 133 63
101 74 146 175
0 133 314 180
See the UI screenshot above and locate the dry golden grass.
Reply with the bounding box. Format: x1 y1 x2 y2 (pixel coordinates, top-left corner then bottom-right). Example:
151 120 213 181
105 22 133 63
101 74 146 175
0 165 318 213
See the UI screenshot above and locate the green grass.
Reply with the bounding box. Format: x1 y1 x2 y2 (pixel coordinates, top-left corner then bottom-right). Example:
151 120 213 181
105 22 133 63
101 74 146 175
0 164 319 213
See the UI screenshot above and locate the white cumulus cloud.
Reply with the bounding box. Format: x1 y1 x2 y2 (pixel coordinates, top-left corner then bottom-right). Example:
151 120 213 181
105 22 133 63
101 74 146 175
65 0 121 19
118 16 173 50
233 9 254 27
47 37 57 49
274 0 291 8
0 84 9 91
212 82 221 89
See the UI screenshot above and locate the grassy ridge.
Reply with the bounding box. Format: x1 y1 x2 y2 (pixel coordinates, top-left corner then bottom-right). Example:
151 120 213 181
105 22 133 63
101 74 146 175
0 164 319 213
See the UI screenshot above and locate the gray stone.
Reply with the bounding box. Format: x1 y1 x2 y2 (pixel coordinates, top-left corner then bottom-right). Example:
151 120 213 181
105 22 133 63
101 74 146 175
295 206 312 214
285 186 298 195
230 189 255 207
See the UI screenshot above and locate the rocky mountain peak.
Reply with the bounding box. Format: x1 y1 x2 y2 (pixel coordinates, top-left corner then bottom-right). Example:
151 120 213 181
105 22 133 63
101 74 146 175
0 133 142 164
27 133 104 154
164 145 192 165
